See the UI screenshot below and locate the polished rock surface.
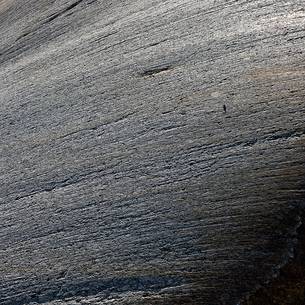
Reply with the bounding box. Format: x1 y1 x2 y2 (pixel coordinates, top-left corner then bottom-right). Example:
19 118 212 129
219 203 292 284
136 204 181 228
0 1 305 304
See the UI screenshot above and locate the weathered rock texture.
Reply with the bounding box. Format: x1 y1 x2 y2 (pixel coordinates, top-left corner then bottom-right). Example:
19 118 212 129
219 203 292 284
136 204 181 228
0 0 305 304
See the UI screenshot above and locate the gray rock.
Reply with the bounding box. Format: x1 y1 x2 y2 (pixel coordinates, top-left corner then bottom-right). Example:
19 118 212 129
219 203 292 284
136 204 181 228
0 0 305 304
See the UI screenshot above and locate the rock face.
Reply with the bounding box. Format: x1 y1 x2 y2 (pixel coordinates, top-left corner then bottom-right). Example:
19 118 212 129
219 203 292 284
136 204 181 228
0 1 304 304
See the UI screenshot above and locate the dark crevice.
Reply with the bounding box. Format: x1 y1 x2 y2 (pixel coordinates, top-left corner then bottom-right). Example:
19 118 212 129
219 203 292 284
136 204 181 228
147 39 169 48
160 124 186 132
11 155 128 202
221 128 305 151
133 38 169 52
168 127 305 168
141 65 173 77
15 32 31 42
13 165 113 202
91 30 119 43
265 129 305 142
287 35 305 42
55 111 137 141
43 0 84 24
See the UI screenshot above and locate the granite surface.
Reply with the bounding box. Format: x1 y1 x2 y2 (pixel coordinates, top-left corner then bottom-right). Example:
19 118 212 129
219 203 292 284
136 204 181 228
0 1 305 304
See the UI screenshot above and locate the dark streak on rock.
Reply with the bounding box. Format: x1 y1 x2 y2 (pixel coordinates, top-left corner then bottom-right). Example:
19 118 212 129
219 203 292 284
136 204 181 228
44 0 84 24
2 275 186 305
141 65 173 77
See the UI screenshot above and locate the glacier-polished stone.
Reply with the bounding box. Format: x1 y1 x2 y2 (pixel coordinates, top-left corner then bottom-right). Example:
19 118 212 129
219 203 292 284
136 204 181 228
0 0 305 304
